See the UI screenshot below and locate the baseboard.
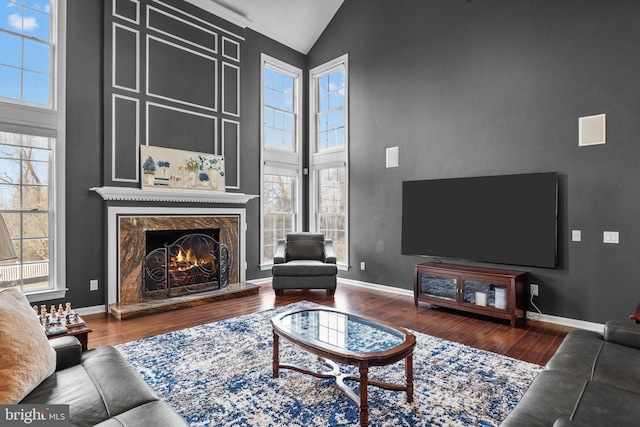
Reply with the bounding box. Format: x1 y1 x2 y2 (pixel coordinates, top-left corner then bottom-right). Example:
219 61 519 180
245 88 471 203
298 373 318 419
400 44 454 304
246 277 272 285
339 278 606 332
527 312 604 333
339 278 414 296
74 305 106 315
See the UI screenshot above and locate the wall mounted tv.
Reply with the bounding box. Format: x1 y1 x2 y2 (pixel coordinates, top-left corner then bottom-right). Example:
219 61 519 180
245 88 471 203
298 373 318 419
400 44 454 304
401 172 557 268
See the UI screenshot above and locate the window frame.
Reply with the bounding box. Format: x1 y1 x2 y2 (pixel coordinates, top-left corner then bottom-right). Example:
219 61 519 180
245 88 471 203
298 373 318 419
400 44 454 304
0 0 66 302
259 54 303 269
309 54 349 270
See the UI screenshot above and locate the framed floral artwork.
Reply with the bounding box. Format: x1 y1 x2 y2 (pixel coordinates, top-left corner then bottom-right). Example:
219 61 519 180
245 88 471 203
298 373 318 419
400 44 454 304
140 146 225 192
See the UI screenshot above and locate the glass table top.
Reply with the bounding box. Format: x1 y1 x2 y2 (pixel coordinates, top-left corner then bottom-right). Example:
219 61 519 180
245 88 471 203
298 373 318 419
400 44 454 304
275 309 407 353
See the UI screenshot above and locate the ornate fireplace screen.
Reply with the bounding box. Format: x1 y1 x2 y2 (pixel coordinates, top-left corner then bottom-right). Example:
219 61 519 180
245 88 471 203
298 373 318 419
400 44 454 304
142 233 230 298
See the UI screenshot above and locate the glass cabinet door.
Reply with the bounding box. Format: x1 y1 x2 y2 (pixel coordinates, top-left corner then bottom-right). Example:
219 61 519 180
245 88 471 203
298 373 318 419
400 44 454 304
462 279 508 311
419 273 458 301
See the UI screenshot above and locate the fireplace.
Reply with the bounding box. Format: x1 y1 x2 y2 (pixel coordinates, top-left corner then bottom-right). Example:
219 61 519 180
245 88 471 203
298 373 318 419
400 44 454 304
113 210 244 305
93 189 260 319
142 228 230 299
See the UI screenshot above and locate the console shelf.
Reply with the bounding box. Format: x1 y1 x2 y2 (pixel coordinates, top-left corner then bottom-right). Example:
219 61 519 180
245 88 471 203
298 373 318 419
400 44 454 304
414 262 527 327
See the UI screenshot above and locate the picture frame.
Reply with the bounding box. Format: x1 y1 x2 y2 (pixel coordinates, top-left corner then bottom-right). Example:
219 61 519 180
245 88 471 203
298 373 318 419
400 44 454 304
140 145 225 192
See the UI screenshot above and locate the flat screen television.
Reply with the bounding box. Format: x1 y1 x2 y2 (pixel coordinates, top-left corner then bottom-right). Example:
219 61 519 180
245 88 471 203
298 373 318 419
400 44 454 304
401 172 557 268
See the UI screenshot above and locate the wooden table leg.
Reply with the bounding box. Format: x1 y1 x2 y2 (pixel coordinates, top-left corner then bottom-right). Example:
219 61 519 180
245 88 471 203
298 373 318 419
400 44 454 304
359 364 369 426
272 331 280 379
406 354 414 403
77 333 89 352
630 302 640 323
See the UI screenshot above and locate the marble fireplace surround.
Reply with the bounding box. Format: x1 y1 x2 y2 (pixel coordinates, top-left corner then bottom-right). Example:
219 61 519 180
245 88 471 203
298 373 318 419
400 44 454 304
106 206 249 308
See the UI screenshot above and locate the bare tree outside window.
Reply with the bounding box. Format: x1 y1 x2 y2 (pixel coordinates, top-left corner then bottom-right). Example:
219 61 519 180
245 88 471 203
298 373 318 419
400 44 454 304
0 132 51 290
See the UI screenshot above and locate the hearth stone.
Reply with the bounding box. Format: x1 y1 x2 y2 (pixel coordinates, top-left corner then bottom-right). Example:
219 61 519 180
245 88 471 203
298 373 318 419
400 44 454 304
108 282 260 320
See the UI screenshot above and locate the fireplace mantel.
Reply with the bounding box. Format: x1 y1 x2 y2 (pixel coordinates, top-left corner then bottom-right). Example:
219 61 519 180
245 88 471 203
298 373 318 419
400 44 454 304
91 186 259 204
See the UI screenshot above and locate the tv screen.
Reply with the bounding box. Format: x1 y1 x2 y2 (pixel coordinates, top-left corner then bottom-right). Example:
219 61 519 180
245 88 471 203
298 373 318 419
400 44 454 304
401 172 557 268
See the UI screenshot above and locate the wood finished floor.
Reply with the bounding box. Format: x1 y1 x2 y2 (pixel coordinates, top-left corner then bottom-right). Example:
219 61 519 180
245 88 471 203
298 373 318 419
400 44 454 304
82 281 574 366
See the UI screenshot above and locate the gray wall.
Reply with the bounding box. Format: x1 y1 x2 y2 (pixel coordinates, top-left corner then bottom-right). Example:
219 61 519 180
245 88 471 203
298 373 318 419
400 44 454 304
58 0 105 309
308 0 640 323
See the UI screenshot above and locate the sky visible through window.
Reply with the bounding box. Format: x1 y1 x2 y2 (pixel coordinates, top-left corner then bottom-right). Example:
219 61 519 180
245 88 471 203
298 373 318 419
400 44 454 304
0 0 51 105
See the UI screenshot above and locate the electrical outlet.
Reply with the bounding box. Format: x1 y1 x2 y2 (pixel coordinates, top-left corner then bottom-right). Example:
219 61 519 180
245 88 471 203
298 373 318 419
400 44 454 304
530 283 539 297
360 262 366 271
90 279 99 291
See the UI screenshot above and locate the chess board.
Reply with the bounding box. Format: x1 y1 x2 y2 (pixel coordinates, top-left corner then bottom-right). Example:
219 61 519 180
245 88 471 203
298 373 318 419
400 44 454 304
42 313 85 336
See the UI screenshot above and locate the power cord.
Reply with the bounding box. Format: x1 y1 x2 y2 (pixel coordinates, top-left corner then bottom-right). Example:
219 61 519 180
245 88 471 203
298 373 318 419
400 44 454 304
529 293 543 321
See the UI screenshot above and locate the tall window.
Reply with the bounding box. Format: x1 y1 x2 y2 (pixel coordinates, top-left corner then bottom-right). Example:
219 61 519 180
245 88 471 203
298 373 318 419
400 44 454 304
310 55 349 266
0 0 65 301
260 54 302 266
0 132 52 290
0 0 54 106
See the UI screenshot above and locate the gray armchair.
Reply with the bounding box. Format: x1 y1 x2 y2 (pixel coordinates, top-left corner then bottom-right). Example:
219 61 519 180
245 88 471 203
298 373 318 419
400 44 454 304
272 232 338 296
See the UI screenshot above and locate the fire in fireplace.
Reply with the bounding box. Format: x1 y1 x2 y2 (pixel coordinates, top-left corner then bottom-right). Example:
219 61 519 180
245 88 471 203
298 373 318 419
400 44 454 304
142 228 230 298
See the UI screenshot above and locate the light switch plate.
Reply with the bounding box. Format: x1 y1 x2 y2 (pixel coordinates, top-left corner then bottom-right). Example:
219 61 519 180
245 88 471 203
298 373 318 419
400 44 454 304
386 147 399 168
572 230 581 242
603 231 619 244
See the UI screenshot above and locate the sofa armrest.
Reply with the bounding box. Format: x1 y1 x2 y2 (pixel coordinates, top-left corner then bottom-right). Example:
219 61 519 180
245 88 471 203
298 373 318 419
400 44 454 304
273 240 286 264
603 320 640 350
49 336 82 371
324 240 337 264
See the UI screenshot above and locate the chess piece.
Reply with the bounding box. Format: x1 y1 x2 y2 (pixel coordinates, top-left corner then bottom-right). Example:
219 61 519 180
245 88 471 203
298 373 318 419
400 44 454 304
58 303 64 314
65 302 71 315
40 305 47 318
33 305 38 315
50 305 57 318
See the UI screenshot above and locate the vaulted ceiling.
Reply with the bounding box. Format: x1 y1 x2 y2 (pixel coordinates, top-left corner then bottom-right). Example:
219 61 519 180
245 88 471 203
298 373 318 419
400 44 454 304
207 0 345 54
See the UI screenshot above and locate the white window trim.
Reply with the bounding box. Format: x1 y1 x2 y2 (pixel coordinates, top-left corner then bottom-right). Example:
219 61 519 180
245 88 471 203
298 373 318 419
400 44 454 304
259 54 303 269
309 54 349 270
0 0 67 302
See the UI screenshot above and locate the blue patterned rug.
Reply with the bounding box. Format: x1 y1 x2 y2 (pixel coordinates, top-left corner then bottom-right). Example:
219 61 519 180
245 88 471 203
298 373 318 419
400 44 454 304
116 302 541 426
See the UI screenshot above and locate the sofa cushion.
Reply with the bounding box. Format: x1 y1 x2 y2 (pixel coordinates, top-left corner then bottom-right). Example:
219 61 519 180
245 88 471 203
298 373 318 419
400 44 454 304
272 260 337 276
22 346 159 427
592 341 640 394
285 233 325 261
0 288 56 404
545 329 604 379
500 370 586 427
93 401 188 427
571 380 640 426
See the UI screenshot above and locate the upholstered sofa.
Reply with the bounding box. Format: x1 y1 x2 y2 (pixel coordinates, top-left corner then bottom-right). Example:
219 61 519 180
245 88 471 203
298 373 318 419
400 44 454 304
21 336 188 427
0 288 187 427
272 232 338 295
501 320 640 427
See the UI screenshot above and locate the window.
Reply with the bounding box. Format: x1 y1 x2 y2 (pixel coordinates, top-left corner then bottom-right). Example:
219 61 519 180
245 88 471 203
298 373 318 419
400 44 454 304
317 68 345 151
310 55 349 267
260 54 302 267
263 173 296 260
317 166 346 262
0 132 52 290
0 0 54 106
0 0 65 301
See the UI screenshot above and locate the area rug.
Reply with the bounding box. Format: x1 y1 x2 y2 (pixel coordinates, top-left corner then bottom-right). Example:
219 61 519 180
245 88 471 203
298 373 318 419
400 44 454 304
115 302 541 426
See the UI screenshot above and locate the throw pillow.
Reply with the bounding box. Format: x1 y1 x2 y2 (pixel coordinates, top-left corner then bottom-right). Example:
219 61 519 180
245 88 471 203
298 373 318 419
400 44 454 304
0 288 56 404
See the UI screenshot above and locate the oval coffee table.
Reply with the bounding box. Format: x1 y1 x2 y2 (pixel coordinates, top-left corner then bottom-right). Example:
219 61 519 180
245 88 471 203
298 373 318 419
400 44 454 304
271 307 416 426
